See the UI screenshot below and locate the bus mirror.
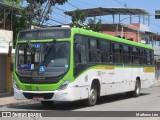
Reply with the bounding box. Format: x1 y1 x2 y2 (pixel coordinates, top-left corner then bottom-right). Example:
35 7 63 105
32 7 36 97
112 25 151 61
8 46 12 57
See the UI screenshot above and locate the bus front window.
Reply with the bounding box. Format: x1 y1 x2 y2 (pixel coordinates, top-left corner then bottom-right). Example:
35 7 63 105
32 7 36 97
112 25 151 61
16 42 70 77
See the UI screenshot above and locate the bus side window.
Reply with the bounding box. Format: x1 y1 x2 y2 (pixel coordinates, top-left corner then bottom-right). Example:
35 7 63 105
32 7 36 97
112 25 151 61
110 43 114 63
123 45 130 64
74 35 87 65
113 43 122 64
129 46 132 64
100 40 110 63
88 39 99 63
146 50 151 65
74 43 86 64
140 49 146 65
74 35 87 76
132 47 140 64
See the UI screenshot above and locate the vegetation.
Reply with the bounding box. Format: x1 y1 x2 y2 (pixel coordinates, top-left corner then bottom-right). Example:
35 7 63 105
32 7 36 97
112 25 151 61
26 0 67 27
0 0 22 7
70 9 102 32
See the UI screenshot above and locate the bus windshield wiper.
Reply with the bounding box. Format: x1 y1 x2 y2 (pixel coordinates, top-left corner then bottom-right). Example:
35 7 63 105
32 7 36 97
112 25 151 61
46 39 56 55
43 39 56 65
27 40 34 54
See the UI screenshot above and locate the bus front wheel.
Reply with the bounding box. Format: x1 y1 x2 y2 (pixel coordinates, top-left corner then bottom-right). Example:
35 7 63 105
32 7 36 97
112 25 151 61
86 84 98 106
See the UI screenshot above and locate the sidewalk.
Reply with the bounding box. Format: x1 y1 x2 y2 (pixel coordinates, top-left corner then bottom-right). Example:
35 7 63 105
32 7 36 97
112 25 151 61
153 79 160 87
0 95 37 107
0 80 160 107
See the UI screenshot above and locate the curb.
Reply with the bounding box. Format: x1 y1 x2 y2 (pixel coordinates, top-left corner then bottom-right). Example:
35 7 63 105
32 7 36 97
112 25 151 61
0 100 39 107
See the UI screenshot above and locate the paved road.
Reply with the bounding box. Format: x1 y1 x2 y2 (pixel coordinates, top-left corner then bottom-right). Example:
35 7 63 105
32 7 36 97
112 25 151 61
1 86 160 119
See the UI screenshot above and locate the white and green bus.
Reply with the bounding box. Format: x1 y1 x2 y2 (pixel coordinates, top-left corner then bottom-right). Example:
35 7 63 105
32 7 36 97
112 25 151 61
12 27 155 106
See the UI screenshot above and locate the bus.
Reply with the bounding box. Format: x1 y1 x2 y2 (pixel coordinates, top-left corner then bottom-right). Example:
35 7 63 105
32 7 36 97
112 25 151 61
12 27 155 106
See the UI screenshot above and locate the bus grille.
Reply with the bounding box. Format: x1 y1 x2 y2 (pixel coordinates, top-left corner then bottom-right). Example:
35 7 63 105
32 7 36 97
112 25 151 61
23 93 54 99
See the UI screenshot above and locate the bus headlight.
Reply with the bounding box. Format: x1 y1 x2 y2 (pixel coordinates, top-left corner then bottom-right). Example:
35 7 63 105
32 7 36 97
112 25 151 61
58 79 70 90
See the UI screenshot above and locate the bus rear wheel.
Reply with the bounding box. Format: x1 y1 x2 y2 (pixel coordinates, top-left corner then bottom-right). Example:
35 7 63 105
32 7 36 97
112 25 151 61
86 84 98 106
41 101 54 106
127 80 140 97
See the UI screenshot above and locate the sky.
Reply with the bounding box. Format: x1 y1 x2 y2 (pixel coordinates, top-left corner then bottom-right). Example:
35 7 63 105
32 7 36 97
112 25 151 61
45 0 160 33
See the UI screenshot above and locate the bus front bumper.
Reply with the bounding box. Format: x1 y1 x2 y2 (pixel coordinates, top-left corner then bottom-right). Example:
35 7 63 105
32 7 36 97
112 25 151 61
13 83 89 102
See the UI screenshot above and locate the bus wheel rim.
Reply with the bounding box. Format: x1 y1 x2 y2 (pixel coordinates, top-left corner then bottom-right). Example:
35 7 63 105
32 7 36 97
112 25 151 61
90 89 96 102
136 83 140 94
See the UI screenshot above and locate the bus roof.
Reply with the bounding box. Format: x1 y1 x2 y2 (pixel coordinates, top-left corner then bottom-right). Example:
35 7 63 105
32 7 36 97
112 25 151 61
71 28 153 50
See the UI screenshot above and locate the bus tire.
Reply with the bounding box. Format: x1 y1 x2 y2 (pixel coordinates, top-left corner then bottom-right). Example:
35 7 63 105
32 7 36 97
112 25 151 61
127 80 141 97
41 101 54 106
86 84 98 106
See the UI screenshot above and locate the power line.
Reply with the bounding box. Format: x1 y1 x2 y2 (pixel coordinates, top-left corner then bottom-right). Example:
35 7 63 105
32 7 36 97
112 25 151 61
70 0 97 8
114 0 127 8
49 17 65 24
67 1 79 9
53 10 70 20
54 6 65 12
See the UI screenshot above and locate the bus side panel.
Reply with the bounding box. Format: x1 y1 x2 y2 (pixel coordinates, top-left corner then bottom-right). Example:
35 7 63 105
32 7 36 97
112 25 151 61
130 67 140 90
141 67 155 88
100 65 121 96
120 67 133 92
71 69 101 100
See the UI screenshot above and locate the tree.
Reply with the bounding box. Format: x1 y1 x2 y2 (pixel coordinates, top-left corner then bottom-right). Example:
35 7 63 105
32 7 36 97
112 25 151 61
88 18 102 32
70 9 89 29
70 9 102 32
12 9 28 48
26 0 67 28
0 0 23 7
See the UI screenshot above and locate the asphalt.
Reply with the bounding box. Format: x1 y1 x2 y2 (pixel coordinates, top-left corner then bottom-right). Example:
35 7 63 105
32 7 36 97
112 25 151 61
0 80 160 107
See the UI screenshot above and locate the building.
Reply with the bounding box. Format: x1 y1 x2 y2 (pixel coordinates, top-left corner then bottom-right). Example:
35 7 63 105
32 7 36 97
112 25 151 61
0 2 22 94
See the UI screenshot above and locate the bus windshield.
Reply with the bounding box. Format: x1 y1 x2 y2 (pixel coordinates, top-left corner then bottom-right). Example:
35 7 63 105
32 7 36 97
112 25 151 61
16 41 70 77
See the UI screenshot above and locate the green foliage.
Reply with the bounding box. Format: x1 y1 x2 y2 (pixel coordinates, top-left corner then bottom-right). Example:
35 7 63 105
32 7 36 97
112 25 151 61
26 0 67 27
70 9 89 29
88 18 102 32
70 9 102 32
71 9 86 23
0 0 22 7
13 8 28 48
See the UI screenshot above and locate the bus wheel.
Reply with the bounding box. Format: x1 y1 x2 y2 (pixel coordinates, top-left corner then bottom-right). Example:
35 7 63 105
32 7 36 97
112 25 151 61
41 101 54 106
127 80 140 97
133 80 141 97
86 84 97 106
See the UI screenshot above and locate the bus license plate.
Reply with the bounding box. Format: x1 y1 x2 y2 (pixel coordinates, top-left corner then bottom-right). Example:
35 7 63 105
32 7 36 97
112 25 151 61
33 96 44 101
